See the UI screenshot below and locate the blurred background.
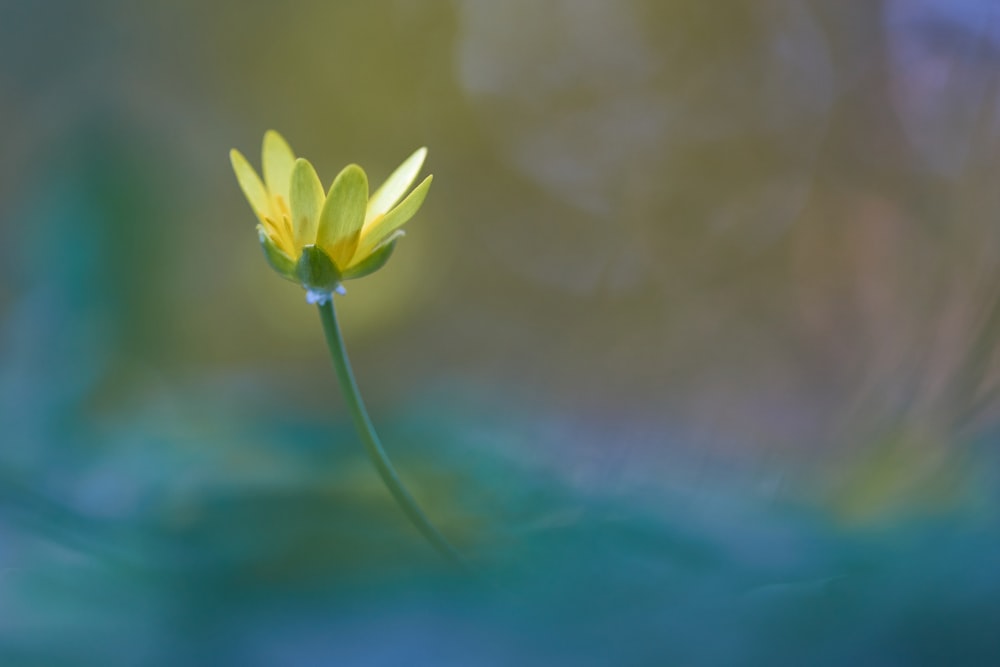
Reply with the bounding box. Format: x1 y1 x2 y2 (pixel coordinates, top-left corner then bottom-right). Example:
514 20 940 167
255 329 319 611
2 0 1000 664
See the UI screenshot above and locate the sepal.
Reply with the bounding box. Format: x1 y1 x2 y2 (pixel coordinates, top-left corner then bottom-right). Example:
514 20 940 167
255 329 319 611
258 227 297 281
296 244 343 293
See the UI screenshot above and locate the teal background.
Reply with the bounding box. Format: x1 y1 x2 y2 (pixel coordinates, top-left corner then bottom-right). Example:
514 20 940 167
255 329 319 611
2 1 1000 664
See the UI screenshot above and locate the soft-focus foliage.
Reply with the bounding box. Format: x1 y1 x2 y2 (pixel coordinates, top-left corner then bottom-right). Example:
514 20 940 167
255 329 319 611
2 0 1000 665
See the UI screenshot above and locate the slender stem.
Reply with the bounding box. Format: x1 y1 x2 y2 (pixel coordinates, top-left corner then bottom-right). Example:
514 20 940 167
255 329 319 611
317 299 464 566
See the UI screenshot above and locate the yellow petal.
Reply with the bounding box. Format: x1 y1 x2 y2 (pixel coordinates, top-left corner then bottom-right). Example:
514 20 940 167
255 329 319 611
317 164 369 268
262 130 296 202
357 174 432 258
230 149 271 225
365 147 427 226
288 158 325 251
344 230 403 278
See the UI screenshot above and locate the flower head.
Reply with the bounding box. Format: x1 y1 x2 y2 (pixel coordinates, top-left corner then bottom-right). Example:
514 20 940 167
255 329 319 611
230 130 433 299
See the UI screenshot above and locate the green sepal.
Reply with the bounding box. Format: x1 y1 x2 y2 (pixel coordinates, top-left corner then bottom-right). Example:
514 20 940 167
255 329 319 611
258 227 297 282
296 244 343 292
342 231 404 281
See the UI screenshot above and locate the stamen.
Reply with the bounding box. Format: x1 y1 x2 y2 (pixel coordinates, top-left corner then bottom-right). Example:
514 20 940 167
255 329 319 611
269 195 296 249
274 194 291 218
262 218 292 254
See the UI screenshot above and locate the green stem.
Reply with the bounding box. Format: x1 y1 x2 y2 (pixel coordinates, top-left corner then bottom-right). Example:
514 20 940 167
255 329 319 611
317 299 464 566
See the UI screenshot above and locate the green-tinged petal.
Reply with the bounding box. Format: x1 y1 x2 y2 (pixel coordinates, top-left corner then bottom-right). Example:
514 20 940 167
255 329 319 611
258 226 298 281
356 174 432 258
296 244 343 293
230 149 271 224
342 231 404 281
317 164 368 267
365 147 428 225
289 158 324 251
262 130 296 201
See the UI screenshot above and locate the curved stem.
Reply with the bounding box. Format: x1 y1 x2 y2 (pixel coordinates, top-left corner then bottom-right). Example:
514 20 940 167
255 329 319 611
317 299 464 566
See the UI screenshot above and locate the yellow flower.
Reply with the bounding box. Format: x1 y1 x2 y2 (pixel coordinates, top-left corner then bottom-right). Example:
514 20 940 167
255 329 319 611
230 130 433 300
